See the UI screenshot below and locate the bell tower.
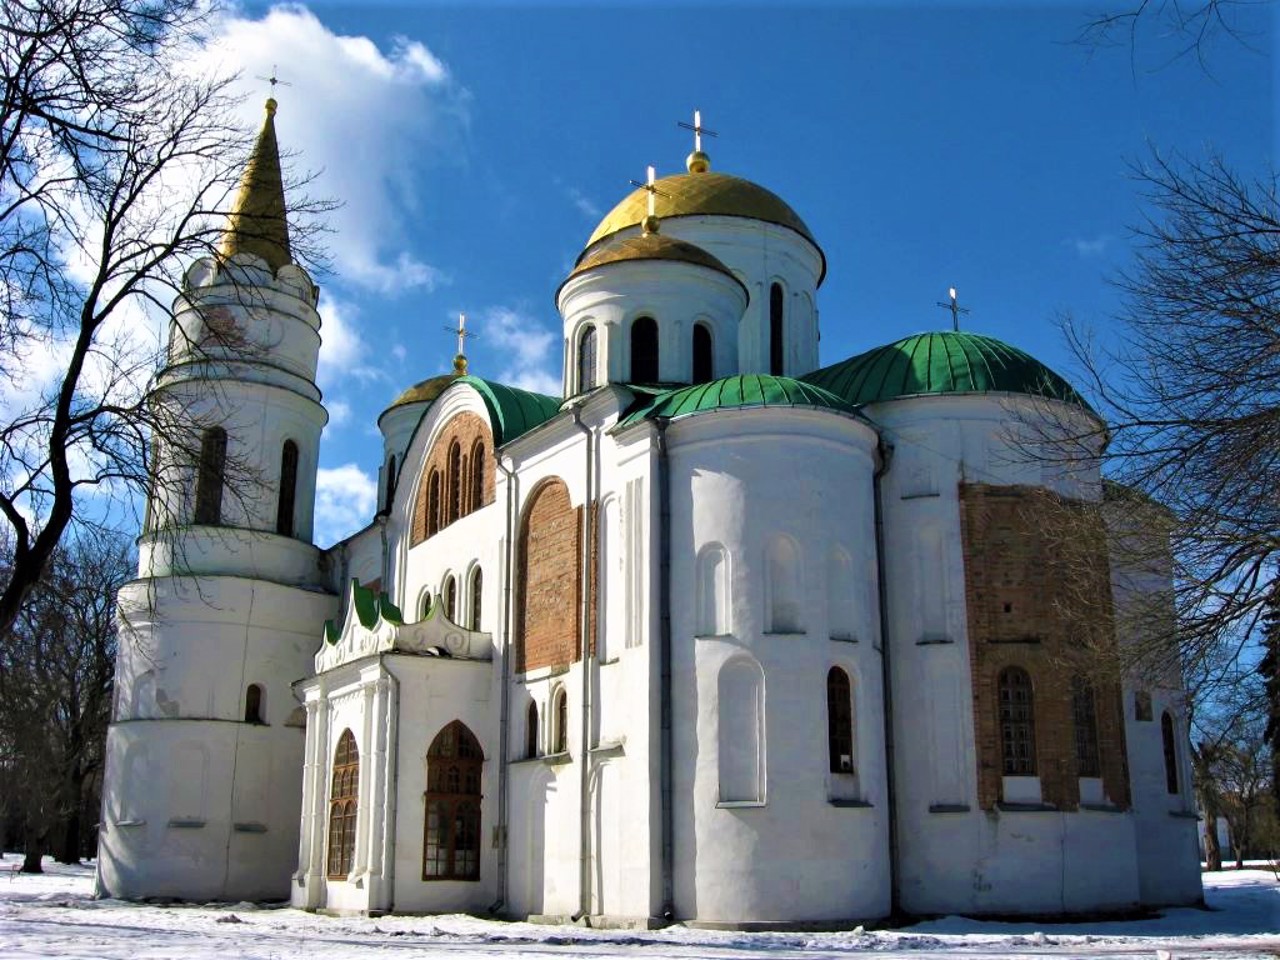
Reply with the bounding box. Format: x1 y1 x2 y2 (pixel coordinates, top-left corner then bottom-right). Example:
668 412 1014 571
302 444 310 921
97 100 339 902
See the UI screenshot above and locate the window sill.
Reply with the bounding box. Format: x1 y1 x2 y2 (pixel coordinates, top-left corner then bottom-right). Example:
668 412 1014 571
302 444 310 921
114 819 145 828
900 491 941 500
1079 803 1126 814
830 635 858 644
828 798 873 808
543 751 573 766
167 818 206 829
234 821 268 833
694 633 734 642
916 636 954 646
1168 809 1201 820
510 755 544 765
421 875 481 883
996 802 1057 813
928 803 970 814
716 800 765 809
762 631 806 638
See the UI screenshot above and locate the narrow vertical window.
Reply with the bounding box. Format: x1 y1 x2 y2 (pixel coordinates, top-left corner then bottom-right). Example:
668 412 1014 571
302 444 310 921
1162 711 1180 794
1072 675 1101 778
769 282 785 375
427 470 442 537
385 454 397 510
696 544 728 636
194 427 227 525
444 575 457 622
469 567 483 631
827 667 854 774
578 324 598 392
327 730 359 878
692 323 713 384
998 666 1036 776
525 701 539 759
552 687 568 755
244 683 264 724
276 440 299 536
447 442 462 524
766 536 803 633
718 658 763 803
630 316 659 383
423 721 483 880
469 440 485 513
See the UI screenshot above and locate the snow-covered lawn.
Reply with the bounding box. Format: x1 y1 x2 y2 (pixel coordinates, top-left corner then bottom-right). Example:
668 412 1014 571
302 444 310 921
1 857 1277 959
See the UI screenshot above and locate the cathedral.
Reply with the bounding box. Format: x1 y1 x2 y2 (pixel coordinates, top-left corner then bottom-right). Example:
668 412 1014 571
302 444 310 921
95 100 1204 925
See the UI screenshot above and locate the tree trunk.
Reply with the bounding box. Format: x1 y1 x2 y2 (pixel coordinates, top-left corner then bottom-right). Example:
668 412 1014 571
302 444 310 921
1201 798 1223 870
21 830 43 873
55 809 80 865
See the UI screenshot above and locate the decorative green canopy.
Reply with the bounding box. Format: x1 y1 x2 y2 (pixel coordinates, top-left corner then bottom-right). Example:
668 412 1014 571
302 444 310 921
621 373 861 425
802 331 1091 411
383 374 561 446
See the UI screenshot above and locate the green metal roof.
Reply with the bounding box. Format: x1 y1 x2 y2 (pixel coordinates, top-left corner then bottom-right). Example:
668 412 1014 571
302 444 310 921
621 374 861 425
456 375 562 445
802 331 1091 411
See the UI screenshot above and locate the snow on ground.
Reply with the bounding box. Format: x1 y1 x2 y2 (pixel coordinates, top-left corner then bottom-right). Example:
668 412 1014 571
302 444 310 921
1 856 1277 959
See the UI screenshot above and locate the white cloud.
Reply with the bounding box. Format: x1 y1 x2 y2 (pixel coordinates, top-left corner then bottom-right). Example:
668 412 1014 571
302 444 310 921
327 399 351 427
481 307 561 397
314 463 377 547
1072 235 1111 257
196 5 469 294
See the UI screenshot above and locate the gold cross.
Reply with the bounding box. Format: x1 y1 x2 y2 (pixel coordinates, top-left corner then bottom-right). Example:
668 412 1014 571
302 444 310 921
678 109 718 153
444 313 475 357
936 287 972 332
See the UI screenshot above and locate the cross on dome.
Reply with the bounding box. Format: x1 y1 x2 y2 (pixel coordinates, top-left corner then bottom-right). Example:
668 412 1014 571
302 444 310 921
444 312 475 373
936 286 972 332
255 65 291 113
628 165 668 234
678 109 717 174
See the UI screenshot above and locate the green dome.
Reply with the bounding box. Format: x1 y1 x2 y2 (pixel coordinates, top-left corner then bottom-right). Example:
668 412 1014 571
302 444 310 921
622 374 861 425
802 331 1090 411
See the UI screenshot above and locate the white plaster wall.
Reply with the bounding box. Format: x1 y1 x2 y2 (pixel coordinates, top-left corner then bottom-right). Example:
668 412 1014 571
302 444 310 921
870 394 1147 914
98 576 336 901
591 217 823 378
377 403 430 513
661 408 889 923
557 260 747 394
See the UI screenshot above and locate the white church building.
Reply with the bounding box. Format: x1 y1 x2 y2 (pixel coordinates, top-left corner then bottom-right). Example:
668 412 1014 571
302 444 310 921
95 101 1204 925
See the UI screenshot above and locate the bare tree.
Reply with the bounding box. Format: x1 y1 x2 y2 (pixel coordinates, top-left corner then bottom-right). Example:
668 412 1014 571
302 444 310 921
0 0 328 644
0 527 132 871
1078 0 1262 66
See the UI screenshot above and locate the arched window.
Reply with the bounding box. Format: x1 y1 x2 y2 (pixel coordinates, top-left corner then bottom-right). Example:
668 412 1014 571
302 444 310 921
692 323 713 384
469 567 483 631
1072 676 1101 778
998 666 1036 776
630 316 659 383
766 536 803 633
525 700 539 759
578 324 598 392
423 720 483 881
696 544 729 636
827 667 854 774
551 687 568 755
447 442 462 524
718 658 763 802
194 427 227 525
276 440 298 537
420 592 432 620
769 282 785 375
244 683 264 724
1162 711 1180 794
427 470 442 537
469 439 485 513
385 454 397 510
443 575 457 622
327 730 359 878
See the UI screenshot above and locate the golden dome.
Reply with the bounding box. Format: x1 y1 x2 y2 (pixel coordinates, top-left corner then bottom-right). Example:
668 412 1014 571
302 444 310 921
561 231 746 299
584 170 819 251
386 373 462 411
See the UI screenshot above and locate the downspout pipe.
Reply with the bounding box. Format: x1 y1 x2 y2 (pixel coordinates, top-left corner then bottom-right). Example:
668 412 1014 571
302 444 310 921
570 404 595 924
656 418 674 922
873 437 899 917
490 453 519 916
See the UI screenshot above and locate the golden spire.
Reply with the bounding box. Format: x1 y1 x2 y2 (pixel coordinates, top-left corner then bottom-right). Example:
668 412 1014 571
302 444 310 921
219 98 292 271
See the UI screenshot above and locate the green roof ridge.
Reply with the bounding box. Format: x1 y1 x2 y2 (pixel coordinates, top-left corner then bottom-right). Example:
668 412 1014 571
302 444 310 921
621 373 861 425
801 331 1091 412
454 375 562 445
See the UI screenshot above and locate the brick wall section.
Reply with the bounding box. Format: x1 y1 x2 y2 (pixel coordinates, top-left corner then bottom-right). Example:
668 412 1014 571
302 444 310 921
410 412 496 546
960 483 1131 812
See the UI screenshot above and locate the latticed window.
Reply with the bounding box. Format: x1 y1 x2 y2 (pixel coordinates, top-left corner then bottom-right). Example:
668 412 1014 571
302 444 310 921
552 687 568 755
427 470 442 537
469 440 485 513
578 324 598 392
827 667 854 774
444 575 457 622
194 427 227 525
1162 711 1180 795
385 454 397 509
997 666 1036 776
276 440 298 536
423 720 483 881
1071 676 1101 778
447 442 462 524
469 568 483 631
525 700 539 759
327 730 359 878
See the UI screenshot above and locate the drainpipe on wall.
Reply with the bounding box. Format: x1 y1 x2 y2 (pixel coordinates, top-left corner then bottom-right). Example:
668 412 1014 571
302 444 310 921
873 437 900 917
570 405 595 924
490 453 519 916
656 418 674 922
383 664 400 913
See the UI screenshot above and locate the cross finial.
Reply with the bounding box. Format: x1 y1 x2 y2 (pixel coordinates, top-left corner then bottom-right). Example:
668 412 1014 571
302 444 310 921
678 109 717 153
936 286 971 332
629 165 669 233
444 312 475 361
256 65 292 95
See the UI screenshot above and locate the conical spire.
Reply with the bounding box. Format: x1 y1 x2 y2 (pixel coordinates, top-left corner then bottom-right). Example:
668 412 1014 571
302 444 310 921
219 98 292 270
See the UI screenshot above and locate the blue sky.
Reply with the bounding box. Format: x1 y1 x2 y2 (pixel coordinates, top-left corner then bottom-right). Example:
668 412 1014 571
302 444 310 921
212 1 1272 546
